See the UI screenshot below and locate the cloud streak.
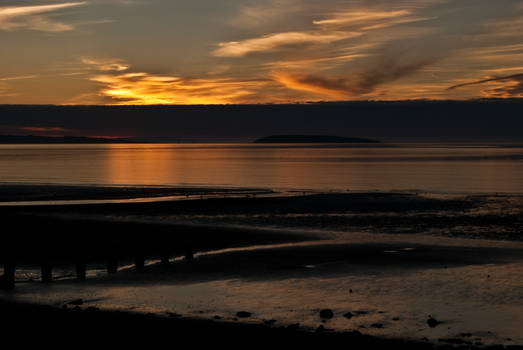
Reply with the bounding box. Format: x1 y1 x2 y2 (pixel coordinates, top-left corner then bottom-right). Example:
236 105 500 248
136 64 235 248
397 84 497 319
213 31 361 58
215 7 435 58
0 2 86 32
0 75 38 81
273 59 435 99
447 73 523 98
82 58 130 72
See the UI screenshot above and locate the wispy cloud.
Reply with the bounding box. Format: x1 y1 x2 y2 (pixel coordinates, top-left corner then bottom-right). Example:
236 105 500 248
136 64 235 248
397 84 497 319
213 31 361 58
447 73 523 98
272 58 435 99
0 2 86 32
0 75 38 81
214 7 436 60
21 126 73 133
82 57 130 72
313 10 412 27
263 53 368 71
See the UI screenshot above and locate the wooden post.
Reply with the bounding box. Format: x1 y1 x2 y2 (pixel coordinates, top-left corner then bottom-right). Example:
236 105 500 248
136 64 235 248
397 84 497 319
3 261 15 290
107 258 118 274
76 261 86 280
41 262 52 283
135 256 145 269
185 247 194 262
160 255 170 265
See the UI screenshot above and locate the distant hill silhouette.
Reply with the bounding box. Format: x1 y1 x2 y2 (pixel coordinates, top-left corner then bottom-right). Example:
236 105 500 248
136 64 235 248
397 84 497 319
254 135 380 143
0 135 135 144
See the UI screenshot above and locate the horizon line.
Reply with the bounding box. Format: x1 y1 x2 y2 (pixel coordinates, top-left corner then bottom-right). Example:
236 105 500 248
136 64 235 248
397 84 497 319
2 97 523 107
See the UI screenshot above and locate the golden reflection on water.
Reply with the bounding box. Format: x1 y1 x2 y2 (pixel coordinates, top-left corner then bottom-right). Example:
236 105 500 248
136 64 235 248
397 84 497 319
0 143 523 192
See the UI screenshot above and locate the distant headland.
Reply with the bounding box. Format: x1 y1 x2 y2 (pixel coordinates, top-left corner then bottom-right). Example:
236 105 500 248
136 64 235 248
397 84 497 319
253 135 380 143
0 135 135 144
0 135 202 144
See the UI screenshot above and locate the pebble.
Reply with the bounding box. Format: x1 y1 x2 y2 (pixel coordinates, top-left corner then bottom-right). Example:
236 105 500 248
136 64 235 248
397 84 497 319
319 309 334 319
427 316 440 328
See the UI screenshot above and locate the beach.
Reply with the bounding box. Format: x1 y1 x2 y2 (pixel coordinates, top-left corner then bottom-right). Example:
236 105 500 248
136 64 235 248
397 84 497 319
1 184 522 348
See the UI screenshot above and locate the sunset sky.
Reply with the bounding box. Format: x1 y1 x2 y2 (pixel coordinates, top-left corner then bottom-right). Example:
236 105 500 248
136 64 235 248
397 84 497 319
1 0 523 105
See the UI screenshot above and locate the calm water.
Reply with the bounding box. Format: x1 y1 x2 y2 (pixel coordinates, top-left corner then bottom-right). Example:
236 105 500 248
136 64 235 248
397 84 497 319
1 143 523 194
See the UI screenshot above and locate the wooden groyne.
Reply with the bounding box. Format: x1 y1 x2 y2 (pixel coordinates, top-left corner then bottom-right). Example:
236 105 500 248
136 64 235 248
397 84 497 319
0 213 311 290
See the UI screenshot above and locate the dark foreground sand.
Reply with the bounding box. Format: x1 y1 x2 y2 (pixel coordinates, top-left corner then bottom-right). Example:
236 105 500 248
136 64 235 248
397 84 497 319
0 299 491 349
1 184 523 348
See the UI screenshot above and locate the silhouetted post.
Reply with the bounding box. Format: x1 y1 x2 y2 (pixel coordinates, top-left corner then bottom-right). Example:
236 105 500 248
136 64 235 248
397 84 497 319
160 255 170 265
3 261 15 290
135 256 145 269
107 258 118 274
76 261 86 280
41 262 52 283
185 246 194 262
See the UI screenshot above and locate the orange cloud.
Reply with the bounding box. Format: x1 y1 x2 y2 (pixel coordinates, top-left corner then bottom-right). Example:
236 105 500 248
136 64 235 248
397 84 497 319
271 72 353 99
90 72 272 105
272 59 435 99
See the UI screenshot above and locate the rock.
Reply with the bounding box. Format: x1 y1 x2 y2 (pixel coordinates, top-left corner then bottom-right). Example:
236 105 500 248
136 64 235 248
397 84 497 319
343 312 353 319
319 309 334 319
287 323 300 330
392 317 400 321
427 316 440 328
85 306 100 313
72 306 82 312
263 319 277 325
69 299 84 306
167 312 182 318
236 311 252 318
482 345 505 350
213 315 222 320
436 345 454 350
460 333 472 338
371 323 384 328
438 338 464 345
316 325 325 333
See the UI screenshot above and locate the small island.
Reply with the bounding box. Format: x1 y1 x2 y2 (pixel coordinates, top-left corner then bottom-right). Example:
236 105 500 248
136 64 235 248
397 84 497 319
254 135 380 143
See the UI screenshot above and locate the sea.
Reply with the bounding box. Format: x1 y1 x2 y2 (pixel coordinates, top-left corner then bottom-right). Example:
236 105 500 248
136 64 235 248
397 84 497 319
0 143 522 194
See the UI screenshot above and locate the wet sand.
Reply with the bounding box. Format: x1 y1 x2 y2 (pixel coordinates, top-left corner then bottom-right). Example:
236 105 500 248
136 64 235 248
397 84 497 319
1 184 523 348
